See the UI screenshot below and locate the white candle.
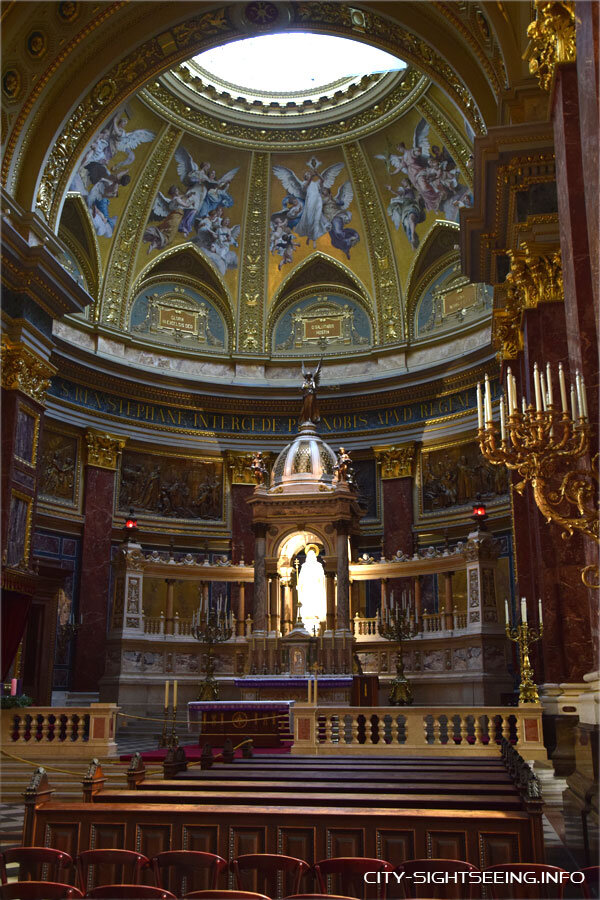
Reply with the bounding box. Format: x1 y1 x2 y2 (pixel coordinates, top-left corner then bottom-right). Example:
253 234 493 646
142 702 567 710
476 383 484 429
558 363 568 412
534 363 542 411
500 395 507 440
504 598 510 626
522 396 527 415
546 363 553 407
520 597 528 623
164 680 170 709
484 374 492 424
506 368 513 413
390 591 394 610
576 372 584 421
173 679 178 708
538 597 543 625
571 385 578 422
580 374 588 418
540 371 547 411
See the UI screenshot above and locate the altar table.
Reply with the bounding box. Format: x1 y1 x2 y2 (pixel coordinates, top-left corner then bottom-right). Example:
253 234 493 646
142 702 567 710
188 700 294 748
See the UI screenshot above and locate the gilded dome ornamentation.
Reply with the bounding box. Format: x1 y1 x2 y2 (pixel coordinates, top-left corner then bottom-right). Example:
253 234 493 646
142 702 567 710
270 423 338 494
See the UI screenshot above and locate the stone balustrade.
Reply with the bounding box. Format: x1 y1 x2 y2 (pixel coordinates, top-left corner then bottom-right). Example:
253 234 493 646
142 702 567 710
291 703 546 759
1 703 119 759
352 610 469 640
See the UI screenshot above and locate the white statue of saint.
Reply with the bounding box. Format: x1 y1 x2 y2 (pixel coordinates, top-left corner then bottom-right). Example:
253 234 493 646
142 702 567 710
297 548 326 633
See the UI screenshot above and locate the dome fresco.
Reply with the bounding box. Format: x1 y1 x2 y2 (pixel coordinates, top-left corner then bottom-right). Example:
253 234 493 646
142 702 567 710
57 29 492 378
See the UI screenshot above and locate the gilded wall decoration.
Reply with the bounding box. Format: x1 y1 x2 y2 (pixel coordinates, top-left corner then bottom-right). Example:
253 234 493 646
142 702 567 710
0 339 57 405
142 140 245 282
85 430 126 470
374 443 415 480
421 440 508 513
345 142 403 343
39 429 78 506
118 450 223 520
416 263 492 339
239 152 269 353
130 282 226 351
272 294 371 356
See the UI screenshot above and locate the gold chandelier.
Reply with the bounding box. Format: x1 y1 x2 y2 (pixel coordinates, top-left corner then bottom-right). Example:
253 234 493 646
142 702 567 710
477 366 598 587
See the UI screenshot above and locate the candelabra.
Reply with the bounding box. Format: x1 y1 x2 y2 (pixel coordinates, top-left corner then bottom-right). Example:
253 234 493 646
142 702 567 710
380 606 419 705
56 616 81 657
191 607 232 700
505 597 543 703
477 364 598 587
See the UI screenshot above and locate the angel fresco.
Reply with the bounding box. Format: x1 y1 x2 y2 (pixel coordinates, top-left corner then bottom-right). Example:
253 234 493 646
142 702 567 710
271 157 359 266
142 146 241 275
375 119 472 249
69 108 155 238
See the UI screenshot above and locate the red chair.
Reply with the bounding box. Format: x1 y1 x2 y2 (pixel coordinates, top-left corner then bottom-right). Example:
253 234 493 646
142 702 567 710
150 850 228 895
75 850 149 893
482 864 570 899
232 854 310 899
283 895 361 899
0 848 74 885
184 893 271 899
582 867 600 899
313 858 395 900
397 859 481 899
0 883 82 899
86 887 176 899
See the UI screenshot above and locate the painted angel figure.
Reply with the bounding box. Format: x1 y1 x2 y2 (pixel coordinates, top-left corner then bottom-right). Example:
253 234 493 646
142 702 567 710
272 157 348 249
143 185 195 253
300 359 322 425
84 161 131 238
105 112 155 168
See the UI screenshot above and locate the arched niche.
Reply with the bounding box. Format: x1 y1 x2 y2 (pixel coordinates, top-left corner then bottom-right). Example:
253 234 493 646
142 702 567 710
58 194 102 303
129 277 229 354
268 253 374 357
413 258 493 340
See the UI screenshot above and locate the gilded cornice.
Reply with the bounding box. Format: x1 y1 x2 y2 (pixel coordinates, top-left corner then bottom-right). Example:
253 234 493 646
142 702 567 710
374 443 416 479
431 2 507 96
84 428 127 470
525 0 576 91
0 338 57 405
141 69 428 152
226 450 255 485
100 125 181 328
238 152 269 355
345 141 403 344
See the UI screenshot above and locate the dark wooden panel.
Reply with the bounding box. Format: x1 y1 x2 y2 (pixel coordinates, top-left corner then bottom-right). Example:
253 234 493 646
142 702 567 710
230 825 266 859
90 823 126 850
278 826 316 865
377 829 416 865
136 823 172 885
479 832 521 868
182 824 220 853
327 827 365 858
426 830 467 860
42 822 80 862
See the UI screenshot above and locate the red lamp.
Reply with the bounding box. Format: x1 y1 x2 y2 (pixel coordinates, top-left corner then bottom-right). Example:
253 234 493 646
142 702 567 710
124 507 138 539
471 498 488 528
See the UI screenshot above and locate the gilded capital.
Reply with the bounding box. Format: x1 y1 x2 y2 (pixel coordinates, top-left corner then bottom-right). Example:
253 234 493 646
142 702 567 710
374 443 416 479
526 1 576 91
0 338 57 404
84 429 126 470
493 246 562 360
226 451 255 485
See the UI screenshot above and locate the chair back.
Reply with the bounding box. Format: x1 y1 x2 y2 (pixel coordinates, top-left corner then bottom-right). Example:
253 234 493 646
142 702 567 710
87 886 176 899
282 895 362 899
582 867 600 900
151 850 228 894
0 882 82 899
483 864 569 899
184 892 271 899
313 857 394 900
397 859 481 899
75 849 150 893
0 848 73 885
233 854 309 899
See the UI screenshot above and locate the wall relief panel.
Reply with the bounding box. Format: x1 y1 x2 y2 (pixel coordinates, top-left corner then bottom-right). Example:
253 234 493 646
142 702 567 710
420 440 508 514
39 428 78 506
130 281 226 351
273 293 372 356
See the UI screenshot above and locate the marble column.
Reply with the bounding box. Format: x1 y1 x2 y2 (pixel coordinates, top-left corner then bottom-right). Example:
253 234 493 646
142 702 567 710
165 579 175 635
269 575 280 635
229 475 255 635
335 522 350 633
72 430 126 692
252 523 267 634
237 582 246 637
443 573 454 630
325 573 336 634
375 444 415 619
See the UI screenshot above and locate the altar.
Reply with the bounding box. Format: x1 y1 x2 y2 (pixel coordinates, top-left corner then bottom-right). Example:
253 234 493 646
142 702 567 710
188 700 294 748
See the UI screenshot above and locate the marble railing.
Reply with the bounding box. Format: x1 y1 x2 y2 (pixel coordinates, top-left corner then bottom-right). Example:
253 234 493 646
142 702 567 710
1 703 119 758
291 703 546 759
352 611 468 639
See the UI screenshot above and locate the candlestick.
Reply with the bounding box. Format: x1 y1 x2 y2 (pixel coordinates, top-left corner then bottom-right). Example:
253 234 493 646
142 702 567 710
504 598 510 626
546 363 553 407
580 373 588 419
558 363 568 412
539 371 547 411
534 363 542 411
570 385 578 421
173 679 177 708
477 382 484 429
520 597 528 623
575 373 585 421
164 679 169 708
538 597 543 625
500 395 506 441
484 374 492 424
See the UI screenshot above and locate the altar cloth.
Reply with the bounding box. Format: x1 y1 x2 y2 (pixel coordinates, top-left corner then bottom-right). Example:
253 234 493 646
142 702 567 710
188 700 294 747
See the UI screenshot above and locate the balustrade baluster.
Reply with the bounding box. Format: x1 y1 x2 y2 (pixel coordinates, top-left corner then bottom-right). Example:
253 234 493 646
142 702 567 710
459 715 469 746
40 715 50 742
75 715 85 742
390 716 399 745
324 715 334 745
17 714 26 742
501 715 512 743
66 714 76 742
422 715 429 746
350 715 359 744
432 715 441 745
